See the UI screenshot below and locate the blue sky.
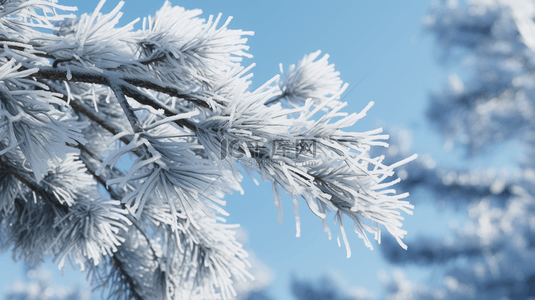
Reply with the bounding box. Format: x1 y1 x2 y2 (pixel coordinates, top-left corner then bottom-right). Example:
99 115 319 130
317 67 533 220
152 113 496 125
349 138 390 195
0 0 515 299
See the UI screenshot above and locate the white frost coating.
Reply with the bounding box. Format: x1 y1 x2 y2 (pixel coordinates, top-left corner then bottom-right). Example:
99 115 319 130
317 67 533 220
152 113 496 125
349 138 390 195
38 0 138 71
0 60 87 181
0 0 76 43
199 75 417 256
130 0 254 93
0 0 417 298
278 50 343 108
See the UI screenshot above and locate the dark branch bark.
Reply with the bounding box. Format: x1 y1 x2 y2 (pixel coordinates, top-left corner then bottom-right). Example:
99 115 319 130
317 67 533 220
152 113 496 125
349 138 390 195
109 80 144 134
109 254 145 300
1 160 48 201
78 146 159 260
33 66 199 133
32 66 211 109
119 82 198 132
0 159 69 216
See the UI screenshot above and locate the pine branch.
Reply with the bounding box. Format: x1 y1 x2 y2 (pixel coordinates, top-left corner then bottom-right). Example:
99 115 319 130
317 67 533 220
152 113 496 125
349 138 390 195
0 1 419 298
32 66 211 109
78 149 159 260
118 82 198 132
264 92 286 106
109 80 144 133
109 254 145 300
35 70 199 133
0 159 63 211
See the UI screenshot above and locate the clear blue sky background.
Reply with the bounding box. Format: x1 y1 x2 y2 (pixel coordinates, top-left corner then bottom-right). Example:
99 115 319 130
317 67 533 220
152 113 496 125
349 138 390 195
0 0 516 299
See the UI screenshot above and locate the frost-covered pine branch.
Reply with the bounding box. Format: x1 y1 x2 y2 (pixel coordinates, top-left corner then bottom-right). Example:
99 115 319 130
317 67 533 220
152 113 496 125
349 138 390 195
0 0 416 298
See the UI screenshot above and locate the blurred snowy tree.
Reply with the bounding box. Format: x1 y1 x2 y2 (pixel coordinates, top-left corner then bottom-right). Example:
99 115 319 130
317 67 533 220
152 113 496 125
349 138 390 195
5 265 87 300
424 0 535 155
290 274 376 300
0 0 416 299
375 0 535 299
291 1 535 299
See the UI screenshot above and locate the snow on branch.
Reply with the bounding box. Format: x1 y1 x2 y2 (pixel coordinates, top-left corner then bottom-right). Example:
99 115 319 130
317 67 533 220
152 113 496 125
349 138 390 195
131 1 253 92
274 50 343 108
197 81 417 255
0 0 76 42
0 0 417 298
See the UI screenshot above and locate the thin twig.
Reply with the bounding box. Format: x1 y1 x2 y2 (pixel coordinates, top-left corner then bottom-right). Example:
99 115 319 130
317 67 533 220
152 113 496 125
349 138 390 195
109 80 143 134
264 92 286 106
110 255 144 300
79 151 160 260
0 159 69 216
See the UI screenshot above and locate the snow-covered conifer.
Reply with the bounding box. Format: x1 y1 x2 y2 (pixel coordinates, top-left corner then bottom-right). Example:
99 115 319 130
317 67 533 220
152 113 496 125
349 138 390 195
0 1 416 298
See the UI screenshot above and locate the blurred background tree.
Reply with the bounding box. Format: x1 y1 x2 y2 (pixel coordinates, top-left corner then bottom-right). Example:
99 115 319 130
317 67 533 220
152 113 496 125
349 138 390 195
293 0 535 299
4 264 87 300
